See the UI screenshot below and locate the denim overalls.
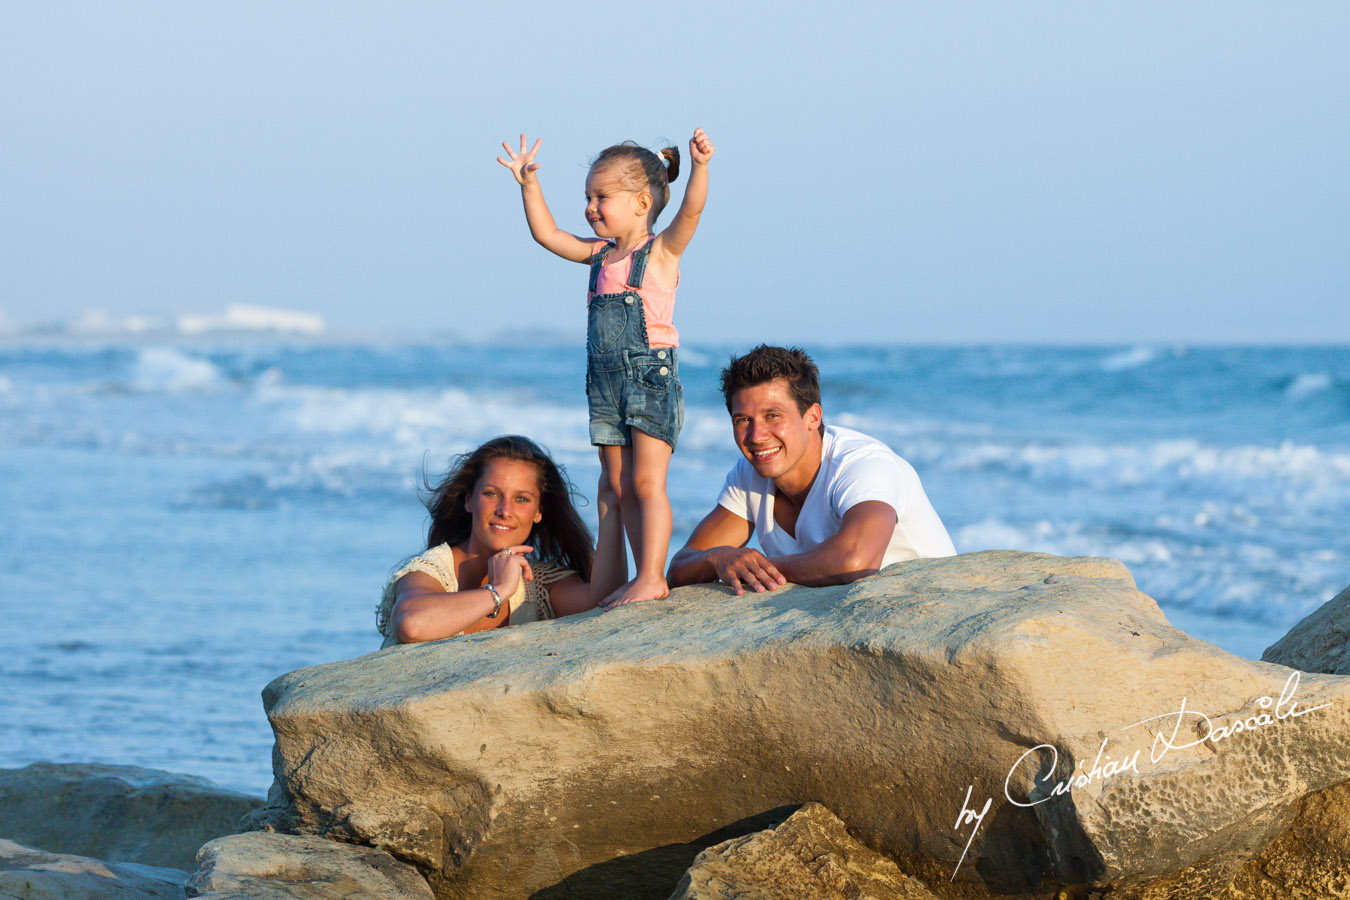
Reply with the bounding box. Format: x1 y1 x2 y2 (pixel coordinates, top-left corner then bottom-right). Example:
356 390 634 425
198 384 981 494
585 240 684 450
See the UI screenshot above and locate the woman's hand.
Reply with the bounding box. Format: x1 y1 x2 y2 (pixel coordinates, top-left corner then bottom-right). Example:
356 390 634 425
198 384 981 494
689 128 715 166
486 544 534 598
497 134 542 185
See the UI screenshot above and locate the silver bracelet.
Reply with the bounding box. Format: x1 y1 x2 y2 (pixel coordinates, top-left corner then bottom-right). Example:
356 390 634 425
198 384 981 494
484 583 503 618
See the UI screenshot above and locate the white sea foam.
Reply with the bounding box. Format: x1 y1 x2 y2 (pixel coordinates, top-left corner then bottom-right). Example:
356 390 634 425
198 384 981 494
937 437 1350 489
1286 372 1333 399
675 346 716 368
953 514 1335 630
957 518 1063 554
954 518 1162 562
263 381 592 460
131 347 223 392
1100 345 1158 372
675 408 740 455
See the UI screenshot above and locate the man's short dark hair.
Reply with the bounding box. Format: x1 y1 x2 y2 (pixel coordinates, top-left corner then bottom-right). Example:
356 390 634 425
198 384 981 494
720 345 822 418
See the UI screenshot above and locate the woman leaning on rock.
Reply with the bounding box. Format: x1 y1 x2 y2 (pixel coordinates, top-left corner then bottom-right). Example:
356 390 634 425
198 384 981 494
376 435 627 646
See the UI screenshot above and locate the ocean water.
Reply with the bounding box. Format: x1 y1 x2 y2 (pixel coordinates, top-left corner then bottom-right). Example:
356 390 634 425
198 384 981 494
1 338 1347 796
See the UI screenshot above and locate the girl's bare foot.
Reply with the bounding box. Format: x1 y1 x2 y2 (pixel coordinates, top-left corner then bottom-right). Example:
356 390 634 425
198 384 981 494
602 573 670 608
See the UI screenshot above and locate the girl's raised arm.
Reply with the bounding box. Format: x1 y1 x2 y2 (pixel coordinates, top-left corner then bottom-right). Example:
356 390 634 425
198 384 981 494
497 134 596 263
654 128 714 260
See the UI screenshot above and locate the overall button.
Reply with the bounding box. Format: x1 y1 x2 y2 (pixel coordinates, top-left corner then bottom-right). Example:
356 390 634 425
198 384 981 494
657 350 667 359
659 366 669 375
625 297 634 305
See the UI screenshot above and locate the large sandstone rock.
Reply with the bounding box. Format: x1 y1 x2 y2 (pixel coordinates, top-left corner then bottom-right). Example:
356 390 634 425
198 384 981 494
187 832 434 900
246 551 1350 900
1262 583 1350 675
669 802 941 900
0 838 186 900
0 763 262 871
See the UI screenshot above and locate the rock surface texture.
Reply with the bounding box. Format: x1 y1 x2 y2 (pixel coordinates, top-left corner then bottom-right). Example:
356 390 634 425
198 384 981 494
247 551 1350 900
188 832 434 900
0 838 187 900
0 763 262 872
1221 782 1350 900
1263 583 1350 675
669 802 941 900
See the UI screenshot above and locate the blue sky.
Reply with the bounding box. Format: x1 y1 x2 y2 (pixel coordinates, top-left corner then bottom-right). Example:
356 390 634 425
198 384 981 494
2 2 1347 343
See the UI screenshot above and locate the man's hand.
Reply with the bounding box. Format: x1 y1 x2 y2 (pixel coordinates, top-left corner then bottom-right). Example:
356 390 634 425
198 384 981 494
706 546 786 595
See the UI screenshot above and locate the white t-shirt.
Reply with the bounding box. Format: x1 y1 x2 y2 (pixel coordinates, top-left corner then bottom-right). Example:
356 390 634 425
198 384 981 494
716 425 956 568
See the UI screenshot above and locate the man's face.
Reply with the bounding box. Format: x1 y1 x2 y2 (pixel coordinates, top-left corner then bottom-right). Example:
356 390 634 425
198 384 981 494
730 378 823 486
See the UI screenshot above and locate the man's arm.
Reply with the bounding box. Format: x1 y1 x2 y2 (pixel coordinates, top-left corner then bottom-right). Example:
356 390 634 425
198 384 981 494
667 505 787 595
767 500 898 587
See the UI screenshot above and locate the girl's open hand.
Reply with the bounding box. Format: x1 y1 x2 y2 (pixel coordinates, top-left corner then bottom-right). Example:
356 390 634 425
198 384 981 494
689 128 715 165
497 134 542 185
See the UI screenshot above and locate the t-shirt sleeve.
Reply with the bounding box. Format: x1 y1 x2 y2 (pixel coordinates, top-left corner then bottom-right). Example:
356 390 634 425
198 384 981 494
716 461 754 523
831 452 910 520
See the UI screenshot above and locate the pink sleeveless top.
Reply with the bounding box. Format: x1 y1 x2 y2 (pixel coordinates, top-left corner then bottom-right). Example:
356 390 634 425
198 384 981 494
589 238 679 347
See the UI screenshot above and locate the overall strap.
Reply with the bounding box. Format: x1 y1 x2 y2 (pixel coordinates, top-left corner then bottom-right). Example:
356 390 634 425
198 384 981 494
626 238 654 290
587 242 613 294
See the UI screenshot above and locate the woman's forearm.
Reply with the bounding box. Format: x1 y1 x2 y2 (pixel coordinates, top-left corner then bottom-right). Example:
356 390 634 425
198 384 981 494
391 584 498 643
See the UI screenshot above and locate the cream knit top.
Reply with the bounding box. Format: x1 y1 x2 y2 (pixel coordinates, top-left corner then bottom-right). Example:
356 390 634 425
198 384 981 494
375 543 575 648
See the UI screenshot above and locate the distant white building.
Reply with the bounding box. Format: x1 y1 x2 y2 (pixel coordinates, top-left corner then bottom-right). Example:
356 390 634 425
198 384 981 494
177 304 325 336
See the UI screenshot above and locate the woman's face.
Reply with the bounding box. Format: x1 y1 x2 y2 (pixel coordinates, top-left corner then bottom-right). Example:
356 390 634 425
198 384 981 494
464 458 544 552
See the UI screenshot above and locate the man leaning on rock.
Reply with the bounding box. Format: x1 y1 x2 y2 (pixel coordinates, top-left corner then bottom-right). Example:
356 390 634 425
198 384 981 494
668 344 956 594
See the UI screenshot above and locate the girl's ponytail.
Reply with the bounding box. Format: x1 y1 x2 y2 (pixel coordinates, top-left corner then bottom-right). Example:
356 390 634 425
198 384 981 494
659 146 681 185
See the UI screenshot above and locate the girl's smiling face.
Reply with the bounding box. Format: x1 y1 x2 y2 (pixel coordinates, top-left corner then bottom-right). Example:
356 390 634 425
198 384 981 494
585 163 650 238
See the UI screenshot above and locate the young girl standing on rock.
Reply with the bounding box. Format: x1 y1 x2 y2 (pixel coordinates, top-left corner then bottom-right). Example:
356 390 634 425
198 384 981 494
497 129 714 606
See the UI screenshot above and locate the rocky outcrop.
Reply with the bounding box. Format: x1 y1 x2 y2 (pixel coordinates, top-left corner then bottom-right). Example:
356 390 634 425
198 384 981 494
246 551 1350 900
1262 583 1350 675
669 802 941 900
0 808 431 900
1229 582 1350 900
0 838 187 900
0 763 262 871
1221 781 1350 900
188 832 434 900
